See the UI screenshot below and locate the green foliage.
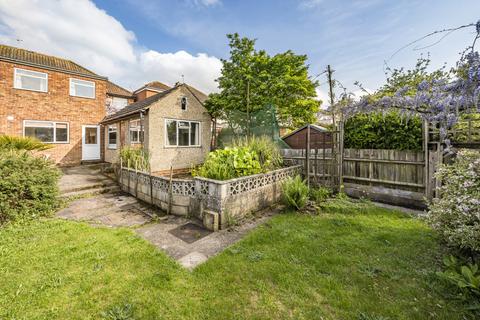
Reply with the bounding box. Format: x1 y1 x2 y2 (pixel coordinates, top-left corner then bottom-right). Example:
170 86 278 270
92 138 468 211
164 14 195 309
101 303 135 320
0 135 52 151
230 136 282 171
192 147 262 180
282 175 309 210
427 150 480 253
344 111 422 150
0 150 60 224
194 137 282 180
437 255 480 312
206 33 320 129
309 186 332 203
120 147 150 172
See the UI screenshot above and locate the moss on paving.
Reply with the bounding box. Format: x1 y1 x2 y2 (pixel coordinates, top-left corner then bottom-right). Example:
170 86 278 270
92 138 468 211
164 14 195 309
0 199 468 319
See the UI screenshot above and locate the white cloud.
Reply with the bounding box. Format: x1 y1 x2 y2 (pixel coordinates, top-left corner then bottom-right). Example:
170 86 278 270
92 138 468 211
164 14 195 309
191 0 221 7
0 0 222 93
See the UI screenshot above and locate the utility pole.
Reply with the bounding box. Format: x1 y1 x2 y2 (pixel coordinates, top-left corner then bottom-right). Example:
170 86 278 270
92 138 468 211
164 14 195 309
327 65 336 126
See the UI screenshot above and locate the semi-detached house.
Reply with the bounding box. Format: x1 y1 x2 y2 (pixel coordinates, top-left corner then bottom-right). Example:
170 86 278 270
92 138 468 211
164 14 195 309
0 44 212 171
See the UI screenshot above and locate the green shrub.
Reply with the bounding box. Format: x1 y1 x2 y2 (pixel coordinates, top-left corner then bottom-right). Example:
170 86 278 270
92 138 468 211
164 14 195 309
344 111 422 150
192 147 262 180
282 175 309 210
120 147 150 171
230 136 283 171
0 150 61 224
0 135 52 151
309 186 332 203
427 150 480 253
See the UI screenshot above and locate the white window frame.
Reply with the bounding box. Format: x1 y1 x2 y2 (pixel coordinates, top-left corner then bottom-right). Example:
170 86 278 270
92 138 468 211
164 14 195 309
14 68 48 93
107 124 117 149
23 120 69 144
129 119 143 144
69 78 95 99
164 118 201 148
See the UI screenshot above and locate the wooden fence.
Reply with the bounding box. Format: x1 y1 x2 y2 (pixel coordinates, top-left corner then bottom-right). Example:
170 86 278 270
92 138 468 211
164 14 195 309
281 148 435 209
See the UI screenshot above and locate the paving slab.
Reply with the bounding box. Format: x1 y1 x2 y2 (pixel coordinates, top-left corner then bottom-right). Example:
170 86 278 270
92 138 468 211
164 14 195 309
58 191 280 269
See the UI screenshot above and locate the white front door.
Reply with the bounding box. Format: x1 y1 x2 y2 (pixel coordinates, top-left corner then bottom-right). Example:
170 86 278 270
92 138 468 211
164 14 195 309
82 125 100 160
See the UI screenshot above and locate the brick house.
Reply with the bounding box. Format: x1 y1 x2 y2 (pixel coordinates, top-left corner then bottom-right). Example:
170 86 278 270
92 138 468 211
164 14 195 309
0 44 212 170
101 83 212 174
0 44 133 165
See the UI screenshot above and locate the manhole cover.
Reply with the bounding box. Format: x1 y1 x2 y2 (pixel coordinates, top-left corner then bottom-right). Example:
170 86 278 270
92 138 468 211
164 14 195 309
169 223 212 244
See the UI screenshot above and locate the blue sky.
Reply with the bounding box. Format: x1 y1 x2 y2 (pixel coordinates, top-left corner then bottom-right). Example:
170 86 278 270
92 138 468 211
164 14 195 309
1 0 479 102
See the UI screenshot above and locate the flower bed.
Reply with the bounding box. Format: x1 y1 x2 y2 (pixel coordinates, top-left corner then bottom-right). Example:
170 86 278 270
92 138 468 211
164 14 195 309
118 165 302 230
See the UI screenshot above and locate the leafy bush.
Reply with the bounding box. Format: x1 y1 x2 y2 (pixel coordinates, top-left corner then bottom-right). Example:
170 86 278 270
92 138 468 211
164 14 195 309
427 150 480 253
0 150 60 224
120 147 150 171
344 111 422 150
193 147 262 180
282 175 309 210
309 186 332 203
0 135 52 151
230 136 283 171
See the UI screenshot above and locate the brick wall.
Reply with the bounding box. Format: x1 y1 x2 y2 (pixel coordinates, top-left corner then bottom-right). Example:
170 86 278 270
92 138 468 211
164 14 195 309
0 61 107 165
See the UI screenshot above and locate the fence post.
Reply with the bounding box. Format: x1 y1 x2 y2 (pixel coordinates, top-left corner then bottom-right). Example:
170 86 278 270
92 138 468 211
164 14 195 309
423 120 431 200
305 124 311 188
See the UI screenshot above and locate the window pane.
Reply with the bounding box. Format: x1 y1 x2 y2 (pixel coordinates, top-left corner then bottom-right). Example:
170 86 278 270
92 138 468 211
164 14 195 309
178 121 189 146
18 75 46 91
190 122 199 145
25 121 53 128
109 132 117 145
130 130 138 143
72 81 95 98
55 123 68 142
25 126 54 142
166 120 177 146
85 127 97 144
111 97 128 109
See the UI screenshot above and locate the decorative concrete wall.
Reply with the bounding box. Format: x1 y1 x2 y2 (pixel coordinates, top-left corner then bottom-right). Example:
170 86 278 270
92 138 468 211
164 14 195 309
118 165 301 231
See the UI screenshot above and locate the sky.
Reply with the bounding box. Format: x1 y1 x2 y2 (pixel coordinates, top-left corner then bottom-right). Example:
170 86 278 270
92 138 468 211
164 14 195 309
0 0 479 105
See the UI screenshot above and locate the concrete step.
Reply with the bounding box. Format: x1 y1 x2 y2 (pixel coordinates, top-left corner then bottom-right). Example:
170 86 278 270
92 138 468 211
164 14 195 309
60 179 117 194
61 185 121 199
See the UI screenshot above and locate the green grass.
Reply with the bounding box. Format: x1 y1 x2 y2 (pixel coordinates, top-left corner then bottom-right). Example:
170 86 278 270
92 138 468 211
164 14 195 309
0 199 468 319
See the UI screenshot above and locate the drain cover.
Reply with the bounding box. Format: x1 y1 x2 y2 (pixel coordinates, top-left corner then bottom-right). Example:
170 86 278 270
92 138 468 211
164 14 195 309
169 223 212 244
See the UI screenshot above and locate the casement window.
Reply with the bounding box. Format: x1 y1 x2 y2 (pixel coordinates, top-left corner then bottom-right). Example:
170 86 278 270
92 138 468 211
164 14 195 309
14 68 48 92
111 97 128 110
23 120 69 143
181 97 187 111
108 124 117 149
129 119 144 144
165 119 200 147
70 78 95 98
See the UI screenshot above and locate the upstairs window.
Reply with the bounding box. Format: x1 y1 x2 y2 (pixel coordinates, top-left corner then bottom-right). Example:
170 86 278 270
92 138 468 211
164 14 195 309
70 78 95 98
24 120 69 143
129 119 144 144
181 97 187 111
111 97 128 110
14 68 48 92
108 125 117 149
165 119 200 147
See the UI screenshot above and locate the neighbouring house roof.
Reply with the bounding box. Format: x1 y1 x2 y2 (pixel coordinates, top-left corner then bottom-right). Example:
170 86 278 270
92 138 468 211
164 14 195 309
0 44 106 80
281 124 328 140
133 81 171 94
101 83 209 124
106 81 134 98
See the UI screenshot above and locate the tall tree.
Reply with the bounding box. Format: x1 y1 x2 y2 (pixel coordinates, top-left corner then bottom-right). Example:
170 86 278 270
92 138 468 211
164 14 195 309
206 33 320 129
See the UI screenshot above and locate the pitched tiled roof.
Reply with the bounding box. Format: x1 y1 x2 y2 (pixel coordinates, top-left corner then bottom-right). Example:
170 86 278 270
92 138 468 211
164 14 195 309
184 84 208 103
133 81 171 93
106 81 133 98
102 86 177 123
0 44 106 79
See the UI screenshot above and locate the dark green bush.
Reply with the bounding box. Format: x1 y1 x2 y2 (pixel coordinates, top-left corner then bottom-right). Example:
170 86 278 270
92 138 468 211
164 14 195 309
0 135 52 151
282 175 309 210
344 111 422 150
0 150 61 224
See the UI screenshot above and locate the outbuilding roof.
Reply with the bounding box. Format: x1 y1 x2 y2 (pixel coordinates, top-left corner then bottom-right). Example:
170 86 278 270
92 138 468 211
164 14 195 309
106 81 134 98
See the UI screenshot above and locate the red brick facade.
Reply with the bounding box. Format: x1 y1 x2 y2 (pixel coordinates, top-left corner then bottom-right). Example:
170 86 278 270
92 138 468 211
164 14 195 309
0 61 107 165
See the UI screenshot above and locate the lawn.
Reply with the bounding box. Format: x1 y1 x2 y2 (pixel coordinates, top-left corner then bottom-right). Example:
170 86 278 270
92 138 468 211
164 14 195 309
0 199 467 320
